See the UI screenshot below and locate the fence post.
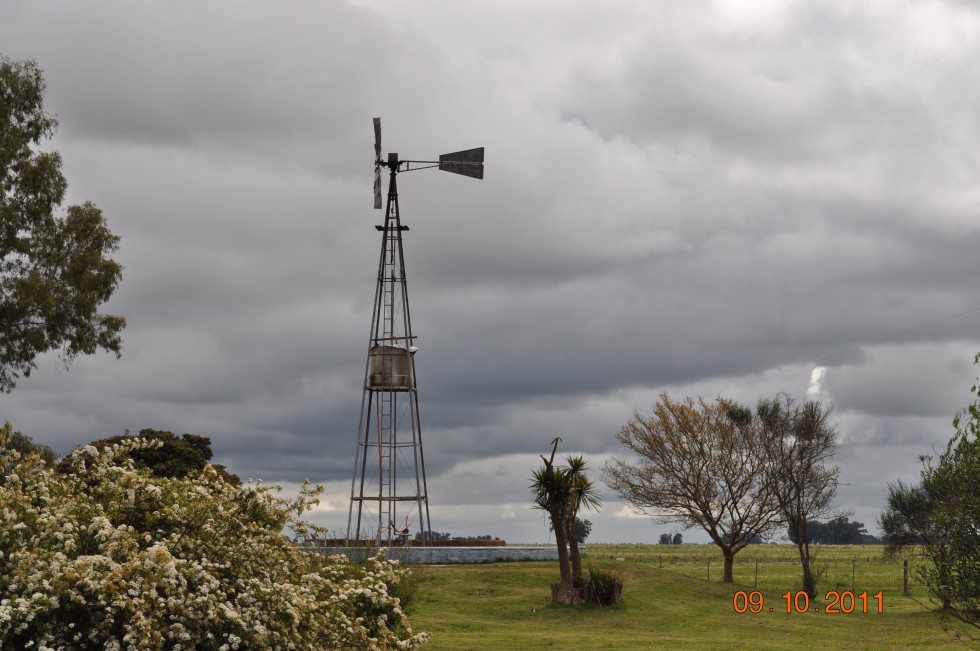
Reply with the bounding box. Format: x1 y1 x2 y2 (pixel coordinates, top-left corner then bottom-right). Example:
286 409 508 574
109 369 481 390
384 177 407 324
903 560 909 594
852 560 856 592
754 558 759 588
659 555 663 570
707 558 711 582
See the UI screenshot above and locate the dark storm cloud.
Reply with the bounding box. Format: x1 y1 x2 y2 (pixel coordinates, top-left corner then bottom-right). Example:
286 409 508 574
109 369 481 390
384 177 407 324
826 342 979 419
38 3 400 149
3 0 980 541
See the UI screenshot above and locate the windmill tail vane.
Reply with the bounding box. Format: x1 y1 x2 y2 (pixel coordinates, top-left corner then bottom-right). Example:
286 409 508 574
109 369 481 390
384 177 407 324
372 117 484 208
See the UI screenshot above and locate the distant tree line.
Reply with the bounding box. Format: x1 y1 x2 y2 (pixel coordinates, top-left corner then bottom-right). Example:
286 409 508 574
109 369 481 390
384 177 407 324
544 517 593 544
414 531 502 542
658 533 683 545
788 516 879 545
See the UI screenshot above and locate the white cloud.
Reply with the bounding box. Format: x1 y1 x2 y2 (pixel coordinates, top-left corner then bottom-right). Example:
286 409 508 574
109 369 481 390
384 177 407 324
612 505 649 520
807 366 827 401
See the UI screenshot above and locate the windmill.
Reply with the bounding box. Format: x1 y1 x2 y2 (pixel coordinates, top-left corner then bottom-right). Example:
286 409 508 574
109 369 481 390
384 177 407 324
347 117 484 545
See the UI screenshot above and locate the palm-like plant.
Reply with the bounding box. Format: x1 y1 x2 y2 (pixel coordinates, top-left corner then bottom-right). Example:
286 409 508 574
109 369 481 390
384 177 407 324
531 458 574 600
530 440 602 601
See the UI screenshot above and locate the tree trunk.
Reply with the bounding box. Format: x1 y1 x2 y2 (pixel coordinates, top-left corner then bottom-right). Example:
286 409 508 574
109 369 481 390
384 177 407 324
569 538 583 584
801 561 816 599
791 518 817 598
799 540 816 598
567 510 584 583
551 505 576 602
723 550 735 582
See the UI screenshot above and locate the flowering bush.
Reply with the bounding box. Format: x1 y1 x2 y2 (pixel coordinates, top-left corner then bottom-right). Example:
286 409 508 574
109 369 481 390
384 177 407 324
0 423 427 650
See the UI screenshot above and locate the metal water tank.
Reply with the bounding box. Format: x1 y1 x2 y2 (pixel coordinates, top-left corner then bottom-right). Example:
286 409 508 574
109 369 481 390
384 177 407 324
368 345 414 390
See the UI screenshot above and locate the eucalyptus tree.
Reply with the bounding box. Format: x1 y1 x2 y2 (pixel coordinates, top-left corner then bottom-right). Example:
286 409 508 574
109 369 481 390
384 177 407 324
1 56 124 392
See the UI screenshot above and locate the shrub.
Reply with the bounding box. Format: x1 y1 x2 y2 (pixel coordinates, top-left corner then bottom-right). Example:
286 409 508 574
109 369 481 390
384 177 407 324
585 565 624 606
0 423 427 650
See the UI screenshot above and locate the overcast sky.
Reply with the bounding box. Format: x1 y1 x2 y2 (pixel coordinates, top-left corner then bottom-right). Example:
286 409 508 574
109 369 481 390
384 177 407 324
3 0 979 544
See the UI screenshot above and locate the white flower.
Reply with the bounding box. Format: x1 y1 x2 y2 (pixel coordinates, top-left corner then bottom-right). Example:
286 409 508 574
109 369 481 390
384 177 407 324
0 431 426 649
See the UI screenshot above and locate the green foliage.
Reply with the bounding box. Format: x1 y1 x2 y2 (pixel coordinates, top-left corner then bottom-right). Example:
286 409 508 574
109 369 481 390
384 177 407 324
880 480 933 549
880 352 980 624
924 429 980 623
953 352 980 441
584 564 623 606
0 55 125 392
389 562 425 615
0 425 426 649
572 517 592 544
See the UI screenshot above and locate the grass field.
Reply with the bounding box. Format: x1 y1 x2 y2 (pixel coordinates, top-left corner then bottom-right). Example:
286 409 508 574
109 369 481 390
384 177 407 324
407 544 980 650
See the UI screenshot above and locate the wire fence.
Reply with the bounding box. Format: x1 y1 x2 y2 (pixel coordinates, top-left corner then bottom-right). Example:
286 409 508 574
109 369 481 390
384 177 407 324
589 545 928 596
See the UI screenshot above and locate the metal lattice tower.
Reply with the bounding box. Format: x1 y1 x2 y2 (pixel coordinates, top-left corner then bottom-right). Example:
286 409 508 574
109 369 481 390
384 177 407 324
347 118 484 545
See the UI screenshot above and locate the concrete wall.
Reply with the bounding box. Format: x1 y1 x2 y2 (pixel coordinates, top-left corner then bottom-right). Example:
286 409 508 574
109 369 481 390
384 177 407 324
313 545 568 564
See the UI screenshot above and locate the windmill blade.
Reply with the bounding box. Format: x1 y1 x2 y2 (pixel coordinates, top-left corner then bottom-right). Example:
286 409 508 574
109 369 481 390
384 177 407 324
373 117 383 209
438 147 484 179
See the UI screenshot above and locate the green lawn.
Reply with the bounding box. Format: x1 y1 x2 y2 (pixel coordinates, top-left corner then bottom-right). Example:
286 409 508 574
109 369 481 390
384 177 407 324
407 544 979 650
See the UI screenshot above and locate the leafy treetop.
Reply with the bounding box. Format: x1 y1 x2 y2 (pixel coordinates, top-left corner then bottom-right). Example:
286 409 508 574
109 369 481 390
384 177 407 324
1 55 125 392
57 428 240 484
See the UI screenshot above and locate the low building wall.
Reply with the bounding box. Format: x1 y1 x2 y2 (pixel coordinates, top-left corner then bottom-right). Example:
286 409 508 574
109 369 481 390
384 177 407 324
310 545 568 564
313 538 506 548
